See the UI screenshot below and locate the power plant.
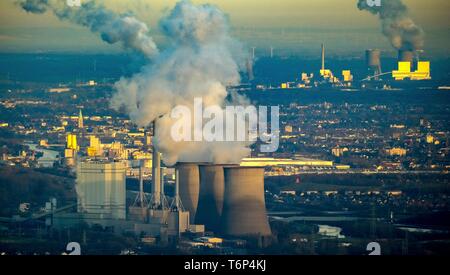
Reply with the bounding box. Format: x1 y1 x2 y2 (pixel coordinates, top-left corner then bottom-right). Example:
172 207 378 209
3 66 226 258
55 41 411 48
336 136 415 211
176 163 272 238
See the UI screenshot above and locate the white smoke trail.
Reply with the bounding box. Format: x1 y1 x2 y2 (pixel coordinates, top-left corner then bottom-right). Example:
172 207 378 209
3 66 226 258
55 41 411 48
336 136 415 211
17 0 158 57
357 0 424 51
111 1 252 165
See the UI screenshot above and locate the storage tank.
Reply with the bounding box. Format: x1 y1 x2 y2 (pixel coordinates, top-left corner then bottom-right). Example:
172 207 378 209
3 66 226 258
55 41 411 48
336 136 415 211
221 167 271 237
196 165 232 232
176 163 200 221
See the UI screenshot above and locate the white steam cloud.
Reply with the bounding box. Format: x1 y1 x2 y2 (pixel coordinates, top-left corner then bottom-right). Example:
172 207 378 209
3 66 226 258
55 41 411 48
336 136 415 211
17 0 254 165
18 0 158 57
357 0 424 51
111 1 252 165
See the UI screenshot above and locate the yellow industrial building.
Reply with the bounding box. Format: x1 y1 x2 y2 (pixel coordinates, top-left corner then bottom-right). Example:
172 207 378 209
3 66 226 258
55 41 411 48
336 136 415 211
66 134 78 150
392 61 431 81
87 135 102 157
386 148 407 156
342 70 353 82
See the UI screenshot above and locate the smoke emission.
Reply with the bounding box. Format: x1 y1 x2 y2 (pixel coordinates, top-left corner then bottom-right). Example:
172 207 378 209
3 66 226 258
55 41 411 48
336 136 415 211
357 0 424 50
17 0 158 57
111 1 252 165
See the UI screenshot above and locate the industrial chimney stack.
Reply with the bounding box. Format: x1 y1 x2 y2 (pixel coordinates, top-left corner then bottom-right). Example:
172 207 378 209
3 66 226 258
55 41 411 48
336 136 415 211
151 122 161 208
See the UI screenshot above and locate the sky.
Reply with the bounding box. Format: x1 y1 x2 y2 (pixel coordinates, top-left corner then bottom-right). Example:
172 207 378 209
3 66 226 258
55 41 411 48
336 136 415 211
0 0 449 56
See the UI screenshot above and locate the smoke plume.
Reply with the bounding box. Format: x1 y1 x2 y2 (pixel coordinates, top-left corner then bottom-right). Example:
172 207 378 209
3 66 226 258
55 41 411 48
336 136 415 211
357 0 424 50
17 0 158 57
111 1 252 165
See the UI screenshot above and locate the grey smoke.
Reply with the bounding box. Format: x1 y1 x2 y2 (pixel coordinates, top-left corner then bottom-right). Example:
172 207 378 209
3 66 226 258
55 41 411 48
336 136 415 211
17 0 158 57
357 0 424 50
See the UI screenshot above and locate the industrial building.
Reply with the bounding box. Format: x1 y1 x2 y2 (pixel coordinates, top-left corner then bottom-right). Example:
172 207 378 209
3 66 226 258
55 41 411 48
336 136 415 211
76 160 127 220
53 157 199 240
54 122 273 243
392 61 431 81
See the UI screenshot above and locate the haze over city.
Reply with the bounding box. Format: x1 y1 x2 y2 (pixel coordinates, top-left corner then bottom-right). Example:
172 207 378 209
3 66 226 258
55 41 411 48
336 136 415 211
0 0 449 56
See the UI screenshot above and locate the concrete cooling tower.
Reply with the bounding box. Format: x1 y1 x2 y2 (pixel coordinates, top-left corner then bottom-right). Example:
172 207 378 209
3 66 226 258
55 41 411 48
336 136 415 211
176 163 200 221
365 49 382 79
398 50 415 63
221 167 271 237
195 165 226 232
366 49 381 68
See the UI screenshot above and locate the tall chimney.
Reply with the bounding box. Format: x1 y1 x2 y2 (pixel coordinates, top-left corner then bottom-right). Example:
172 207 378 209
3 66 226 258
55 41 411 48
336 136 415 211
321 43 325 71
139 159 144 207
152 150 161 207
151 121 161 207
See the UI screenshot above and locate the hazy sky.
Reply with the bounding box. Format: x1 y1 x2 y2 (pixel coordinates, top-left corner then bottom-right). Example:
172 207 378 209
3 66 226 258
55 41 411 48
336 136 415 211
0 0 449 56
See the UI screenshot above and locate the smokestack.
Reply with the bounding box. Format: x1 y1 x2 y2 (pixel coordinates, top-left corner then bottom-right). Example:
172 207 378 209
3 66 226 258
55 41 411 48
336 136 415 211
321 44 325 71
160 167 169 209
151 150 161 207
246 59 254 81
221 167 271 237
196 165 227 232
151 122 161 208
176 163 200 221
139 159 144 207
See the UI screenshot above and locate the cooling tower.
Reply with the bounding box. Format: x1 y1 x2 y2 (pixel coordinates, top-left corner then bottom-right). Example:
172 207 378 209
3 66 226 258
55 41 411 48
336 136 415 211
365 49 382 78
176 163 200 221
398 50 414 63
221 167 271 237
196 165 227 232
366 49 381 68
